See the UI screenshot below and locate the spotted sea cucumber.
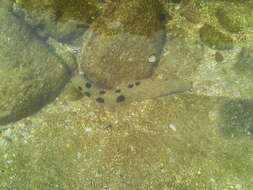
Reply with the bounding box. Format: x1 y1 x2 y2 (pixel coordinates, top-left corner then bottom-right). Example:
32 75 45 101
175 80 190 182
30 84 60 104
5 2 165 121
71 74 192 105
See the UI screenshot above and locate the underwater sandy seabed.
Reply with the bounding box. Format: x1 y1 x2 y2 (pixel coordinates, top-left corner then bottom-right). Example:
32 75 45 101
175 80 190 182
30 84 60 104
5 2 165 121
0 0 253 189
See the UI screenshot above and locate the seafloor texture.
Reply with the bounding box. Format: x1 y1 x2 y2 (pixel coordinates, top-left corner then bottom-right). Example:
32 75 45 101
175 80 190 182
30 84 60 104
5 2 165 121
0 0 253 189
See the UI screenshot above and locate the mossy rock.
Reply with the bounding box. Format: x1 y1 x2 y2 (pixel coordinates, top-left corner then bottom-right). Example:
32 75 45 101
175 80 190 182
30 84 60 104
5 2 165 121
180 0 201 24
234 47 253 75
80 0 166 88
14 0 103 41
216 8 243 33
199 24 233 50
215 4 253 33
16 0 101 23
0 4 73 126
220 99 253 137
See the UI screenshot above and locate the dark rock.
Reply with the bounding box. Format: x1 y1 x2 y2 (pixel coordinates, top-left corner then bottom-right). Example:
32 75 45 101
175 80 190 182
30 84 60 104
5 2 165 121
216 8 243 33
80 0 166 88
215 52 224 63
234 47 253 75
0 3 73 126
220 99 253 137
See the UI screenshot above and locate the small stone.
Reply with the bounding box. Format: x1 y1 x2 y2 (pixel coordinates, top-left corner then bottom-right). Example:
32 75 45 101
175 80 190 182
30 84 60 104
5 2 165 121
169 124 177 132
148 55 156 63
215 52 224 62
84 127 92 133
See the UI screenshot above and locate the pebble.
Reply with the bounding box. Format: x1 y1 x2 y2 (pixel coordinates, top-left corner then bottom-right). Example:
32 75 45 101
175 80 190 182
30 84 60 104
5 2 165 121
148 55 156 63
169 124 177 131
215 52 224 62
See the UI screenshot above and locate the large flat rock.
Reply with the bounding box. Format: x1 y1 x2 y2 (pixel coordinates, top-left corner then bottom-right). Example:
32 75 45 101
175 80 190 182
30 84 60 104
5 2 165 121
0 2 72 126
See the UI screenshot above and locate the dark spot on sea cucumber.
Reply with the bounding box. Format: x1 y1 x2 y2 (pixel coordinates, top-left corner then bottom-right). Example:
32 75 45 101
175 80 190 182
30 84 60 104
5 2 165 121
116 95 126 103
96 97 105 103
115 89 121 93
99 90 106 95
84 92 91 97
135 81 141 86
128 84 134 88
85 82 92 88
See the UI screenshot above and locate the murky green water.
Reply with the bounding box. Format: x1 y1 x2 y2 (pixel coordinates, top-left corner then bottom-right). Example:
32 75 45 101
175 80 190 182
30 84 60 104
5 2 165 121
0 0 253 189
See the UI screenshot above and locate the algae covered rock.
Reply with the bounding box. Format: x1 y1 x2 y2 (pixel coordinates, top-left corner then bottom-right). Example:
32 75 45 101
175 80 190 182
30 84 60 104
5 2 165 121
199 24 233 50
220 99 253 137
216 5 253 34
13 0 103 41
180 0 201 24
234 47 253 75
15 0 101 23
0 2 74 126
216 8 243 33
80 0 166 88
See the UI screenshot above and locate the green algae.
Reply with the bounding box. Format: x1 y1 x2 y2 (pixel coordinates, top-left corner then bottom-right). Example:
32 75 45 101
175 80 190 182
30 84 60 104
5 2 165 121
16 0 101 24
14 0 104 41
199 24 233 50
216 8 243 33
180 1 201 24
215 1 253 34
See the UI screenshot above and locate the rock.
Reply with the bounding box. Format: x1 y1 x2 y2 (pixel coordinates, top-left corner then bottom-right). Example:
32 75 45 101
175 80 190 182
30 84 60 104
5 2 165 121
216 8 243 33
214 51 224 63
13 0 104 42
80 0 166 88
0 3 74 126
199 24 233 50
181 1 201 24
215 5 253 34
220 99 253 137
234 47 253 75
